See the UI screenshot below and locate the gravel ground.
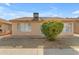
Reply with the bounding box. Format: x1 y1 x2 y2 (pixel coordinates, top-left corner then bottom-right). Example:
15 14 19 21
0 35 79 49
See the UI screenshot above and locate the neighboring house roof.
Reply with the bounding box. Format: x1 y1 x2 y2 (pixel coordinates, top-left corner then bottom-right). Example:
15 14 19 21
9 17 79 22
0 18 12 24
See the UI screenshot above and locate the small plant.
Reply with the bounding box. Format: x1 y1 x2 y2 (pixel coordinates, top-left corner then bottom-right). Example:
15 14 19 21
41 20 64 41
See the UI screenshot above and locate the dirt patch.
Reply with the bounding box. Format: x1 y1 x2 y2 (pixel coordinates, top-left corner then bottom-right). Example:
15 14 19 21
0 35 79 49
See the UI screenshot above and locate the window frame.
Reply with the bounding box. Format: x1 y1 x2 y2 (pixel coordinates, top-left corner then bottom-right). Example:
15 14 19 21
17 23 32 32
63 22 73 33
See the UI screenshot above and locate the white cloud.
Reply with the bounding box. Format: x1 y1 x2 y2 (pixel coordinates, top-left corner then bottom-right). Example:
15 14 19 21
5 3 11 6
72 15 79 18
0 6 33 20
72 10 79 14
40 12 63 17
0 6 63 20
71 10 79 18
74 15 79 18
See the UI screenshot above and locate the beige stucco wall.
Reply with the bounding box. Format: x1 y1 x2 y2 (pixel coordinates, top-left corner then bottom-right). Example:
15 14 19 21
12 22 74 36
74 22 79 34
12 22 43 35
0 23 11 35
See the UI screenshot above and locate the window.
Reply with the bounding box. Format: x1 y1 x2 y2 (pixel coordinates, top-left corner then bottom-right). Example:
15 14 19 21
63 23 72 32
17 23 32 32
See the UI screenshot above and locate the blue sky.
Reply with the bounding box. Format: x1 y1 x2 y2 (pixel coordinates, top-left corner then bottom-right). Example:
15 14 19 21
0 3 79 20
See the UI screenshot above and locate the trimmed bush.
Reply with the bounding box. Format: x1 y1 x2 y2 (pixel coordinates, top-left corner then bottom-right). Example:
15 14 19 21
41 20 64 41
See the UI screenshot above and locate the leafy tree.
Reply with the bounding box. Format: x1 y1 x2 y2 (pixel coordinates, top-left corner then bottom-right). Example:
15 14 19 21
41 20 64 41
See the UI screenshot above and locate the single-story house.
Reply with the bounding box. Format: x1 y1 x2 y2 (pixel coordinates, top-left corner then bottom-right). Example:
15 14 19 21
0 18 12 36
9 13 79 37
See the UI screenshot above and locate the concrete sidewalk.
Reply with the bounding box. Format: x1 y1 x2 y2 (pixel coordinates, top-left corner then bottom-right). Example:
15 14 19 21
0 48 79 55
0 48 43 55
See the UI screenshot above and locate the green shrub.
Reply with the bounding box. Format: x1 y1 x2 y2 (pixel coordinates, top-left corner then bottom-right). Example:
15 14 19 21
41 20 64 41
